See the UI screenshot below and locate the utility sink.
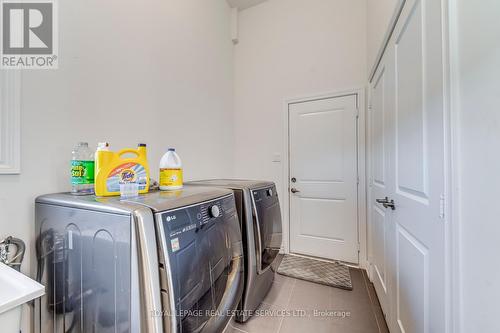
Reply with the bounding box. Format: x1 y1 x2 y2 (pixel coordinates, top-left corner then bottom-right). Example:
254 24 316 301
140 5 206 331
0 263 45 332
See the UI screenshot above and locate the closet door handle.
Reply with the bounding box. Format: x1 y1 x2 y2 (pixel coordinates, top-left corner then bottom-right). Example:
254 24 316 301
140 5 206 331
376 197 396 210
383 200 396 210
376 197 390 204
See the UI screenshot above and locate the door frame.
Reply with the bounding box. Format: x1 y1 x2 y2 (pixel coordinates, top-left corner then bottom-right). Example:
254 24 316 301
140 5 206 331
282 88 368 269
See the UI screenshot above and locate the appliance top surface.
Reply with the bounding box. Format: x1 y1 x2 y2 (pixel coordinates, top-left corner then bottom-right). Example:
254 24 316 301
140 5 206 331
36 186 233 214
188 179 274 191
120 186 232 212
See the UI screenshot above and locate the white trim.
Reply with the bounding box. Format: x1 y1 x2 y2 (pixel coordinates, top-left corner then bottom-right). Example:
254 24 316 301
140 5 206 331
366 85 374 283
357 88 369 270
368 0 407 82
0 71 21 174
282 87 368 269
445 0 462 332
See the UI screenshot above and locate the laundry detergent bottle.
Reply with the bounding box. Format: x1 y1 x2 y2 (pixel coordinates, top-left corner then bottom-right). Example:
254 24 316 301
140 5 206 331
95 143 150 197
159 148 183 191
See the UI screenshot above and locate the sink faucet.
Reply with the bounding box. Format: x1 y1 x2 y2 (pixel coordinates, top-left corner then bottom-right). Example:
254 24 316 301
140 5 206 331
0 236 26 271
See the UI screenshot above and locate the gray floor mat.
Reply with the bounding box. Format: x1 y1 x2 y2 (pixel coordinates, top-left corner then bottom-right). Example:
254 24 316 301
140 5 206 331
277 254 353 290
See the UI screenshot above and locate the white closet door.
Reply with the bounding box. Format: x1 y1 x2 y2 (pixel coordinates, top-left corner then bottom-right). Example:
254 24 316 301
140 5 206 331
369 0 447 332
369 44 396 323
390 0 446 332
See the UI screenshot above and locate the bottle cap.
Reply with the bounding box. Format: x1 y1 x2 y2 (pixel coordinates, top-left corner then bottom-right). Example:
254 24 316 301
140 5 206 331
168 148 175 151
138 143 147 147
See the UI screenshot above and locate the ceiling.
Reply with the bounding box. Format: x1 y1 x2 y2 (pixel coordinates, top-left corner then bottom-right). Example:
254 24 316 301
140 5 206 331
226 0 268 11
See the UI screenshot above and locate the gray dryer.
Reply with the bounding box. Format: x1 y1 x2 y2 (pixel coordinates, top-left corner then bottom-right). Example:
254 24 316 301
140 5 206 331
186 180 283 323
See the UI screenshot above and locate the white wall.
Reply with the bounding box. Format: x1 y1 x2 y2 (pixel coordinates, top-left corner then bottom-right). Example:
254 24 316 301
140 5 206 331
0 0 234 329
233 0 367 250
366 0 401 77
453 0 500 331
227 0 269 11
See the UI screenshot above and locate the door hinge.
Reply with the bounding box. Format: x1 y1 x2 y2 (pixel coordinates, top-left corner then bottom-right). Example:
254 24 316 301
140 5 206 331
439 194 445 219
357 243 361 252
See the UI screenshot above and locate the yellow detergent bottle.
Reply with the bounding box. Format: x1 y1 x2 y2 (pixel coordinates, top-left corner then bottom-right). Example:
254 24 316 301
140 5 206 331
95 143 150 197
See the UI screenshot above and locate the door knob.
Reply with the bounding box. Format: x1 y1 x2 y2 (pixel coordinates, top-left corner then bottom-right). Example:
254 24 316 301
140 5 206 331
290 188 300 194
376 197 395 210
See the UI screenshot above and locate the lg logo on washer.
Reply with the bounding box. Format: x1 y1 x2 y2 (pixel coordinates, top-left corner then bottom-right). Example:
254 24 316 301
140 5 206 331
166 215 176 222
1 0 58 69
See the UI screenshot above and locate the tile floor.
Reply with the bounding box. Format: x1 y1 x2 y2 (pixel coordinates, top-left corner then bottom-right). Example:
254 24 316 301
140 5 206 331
224 260 388 333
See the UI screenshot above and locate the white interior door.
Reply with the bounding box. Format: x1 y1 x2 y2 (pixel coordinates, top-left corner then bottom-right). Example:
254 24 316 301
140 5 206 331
369 44 396 320
289 94 359 263
390 0 446 332
369 0 447 332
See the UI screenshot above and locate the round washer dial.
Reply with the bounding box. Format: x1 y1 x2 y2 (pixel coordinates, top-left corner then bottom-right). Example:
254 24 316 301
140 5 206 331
209 205 220 218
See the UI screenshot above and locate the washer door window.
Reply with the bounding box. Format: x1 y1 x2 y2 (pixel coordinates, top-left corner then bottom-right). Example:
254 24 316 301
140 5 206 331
252 186 283 273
